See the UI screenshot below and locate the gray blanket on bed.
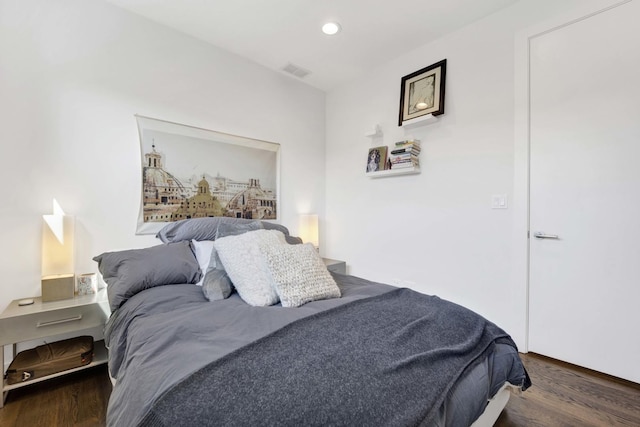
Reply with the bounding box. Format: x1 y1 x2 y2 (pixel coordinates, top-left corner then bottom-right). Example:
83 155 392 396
138 287 515 427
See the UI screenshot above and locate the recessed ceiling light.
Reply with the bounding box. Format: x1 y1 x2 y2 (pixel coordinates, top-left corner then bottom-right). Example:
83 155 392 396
322 22 341 36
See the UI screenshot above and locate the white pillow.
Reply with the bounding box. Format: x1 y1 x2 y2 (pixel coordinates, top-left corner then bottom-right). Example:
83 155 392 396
262 243 341 308
213 229 286 306
191 240 215 286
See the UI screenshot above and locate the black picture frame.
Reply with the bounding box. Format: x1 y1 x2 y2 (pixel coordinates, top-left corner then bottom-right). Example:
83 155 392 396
398 59 447 126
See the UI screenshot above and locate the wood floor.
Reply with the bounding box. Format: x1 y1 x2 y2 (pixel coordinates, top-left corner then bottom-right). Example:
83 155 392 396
0 365 111 427
496 353 640 427
0 353 639 426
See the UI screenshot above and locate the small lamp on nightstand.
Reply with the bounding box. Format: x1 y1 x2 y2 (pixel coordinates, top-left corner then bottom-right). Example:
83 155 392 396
299 214 319 250
41 199 75 302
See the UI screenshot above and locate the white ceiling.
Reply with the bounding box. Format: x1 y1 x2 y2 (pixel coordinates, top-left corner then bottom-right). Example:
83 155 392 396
104 0 520 91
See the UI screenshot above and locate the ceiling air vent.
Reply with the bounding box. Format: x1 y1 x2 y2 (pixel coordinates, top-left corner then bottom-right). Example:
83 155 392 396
281 63 311 79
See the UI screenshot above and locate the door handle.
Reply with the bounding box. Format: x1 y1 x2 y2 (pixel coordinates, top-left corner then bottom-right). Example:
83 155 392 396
533 232 559 239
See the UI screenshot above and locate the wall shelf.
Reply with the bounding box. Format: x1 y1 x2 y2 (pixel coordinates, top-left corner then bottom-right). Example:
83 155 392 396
366 166 420 178
364 125 383 138
401 113 438 129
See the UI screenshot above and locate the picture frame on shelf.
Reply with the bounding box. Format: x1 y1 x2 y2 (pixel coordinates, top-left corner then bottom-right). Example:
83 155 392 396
366 146 388 173
398 59 447 126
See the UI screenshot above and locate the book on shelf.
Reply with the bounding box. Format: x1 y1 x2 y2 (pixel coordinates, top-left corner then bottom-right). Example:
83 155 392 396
390 146 421 155
394 141 420 151
391 158 419 164
390 157 419 165
390 161 418 169
393 140 421 154
394 139 421 146
391 161 419 168
390 153 419 162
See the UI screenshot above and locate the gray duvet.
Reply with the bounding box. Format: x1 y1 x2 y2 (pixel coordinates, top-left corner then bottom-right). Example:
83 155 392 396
105 274 529 427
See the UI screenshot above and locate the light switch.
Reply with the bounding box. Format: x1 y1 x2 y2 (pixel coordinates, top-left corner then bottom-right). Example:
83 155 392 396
492 194 508 209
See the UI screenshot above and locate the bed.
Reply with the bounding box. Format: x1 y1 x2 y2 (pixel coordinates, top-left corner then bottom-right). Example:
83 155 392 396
95 218 530 427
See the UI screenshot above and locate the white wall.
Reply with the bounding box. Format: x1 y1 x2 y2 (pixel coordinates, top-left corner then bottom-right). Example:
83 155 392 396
1 0 623 356
325 0 616 349
0 0 326 311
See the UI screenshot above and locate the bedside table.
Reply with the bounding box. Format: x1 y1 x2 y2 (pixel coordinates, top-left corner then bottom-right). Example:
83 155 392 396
0 289 111 407
323 258 346 274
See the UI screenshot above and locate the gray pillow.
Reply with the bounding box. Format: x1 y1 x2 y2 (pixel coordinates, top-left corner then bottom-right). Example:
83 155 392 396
262 243 341 307
214 230 286 306
201 221 264 301
156 217 302 245
217 221 263 238
201 266 232 301
93 241 202 311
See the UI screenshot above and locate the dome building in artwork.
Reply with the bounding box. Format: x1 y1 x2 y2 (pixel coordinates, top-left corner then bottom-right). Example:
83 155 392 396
142 144 187 222
172 176 225 220
141 143 277 225
226 178 277 220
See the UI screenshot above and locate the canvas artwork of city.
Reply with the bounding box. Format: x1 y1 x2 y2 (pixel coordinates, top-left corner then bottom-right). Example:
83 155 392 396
138 123 279 233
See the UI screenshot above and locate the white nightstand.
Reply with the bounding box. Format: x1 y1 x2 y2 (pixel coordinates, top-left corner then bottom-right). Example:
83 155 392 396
323 258 346 274
0 289 111 407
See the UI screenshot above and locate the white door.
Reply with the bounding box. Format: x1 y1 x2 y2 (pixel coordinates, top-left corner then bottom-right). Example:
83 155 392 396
529 0 640 383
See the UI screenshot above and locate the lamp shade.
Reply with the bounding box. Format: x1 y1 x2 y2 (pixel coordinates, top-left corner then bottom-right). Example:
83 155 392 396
42 199 75 278
298 214 319 248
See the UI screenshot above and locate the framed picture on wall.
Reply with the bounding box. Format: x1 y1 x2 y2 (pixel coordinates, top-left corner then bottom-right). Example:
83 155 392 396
135 115 280 235
366 146 388 173
398 59 447 126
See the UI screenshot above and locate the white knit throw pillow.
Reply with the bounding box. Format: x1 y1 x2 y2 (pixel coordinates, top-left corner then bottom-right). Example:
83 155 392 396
214 229 285 306
262 243 341 308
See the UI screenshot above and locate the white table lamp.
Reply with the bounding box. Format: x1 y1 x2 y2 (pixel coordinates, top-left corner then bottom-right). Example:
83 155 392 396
41 199 75 301
299 214 319 249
